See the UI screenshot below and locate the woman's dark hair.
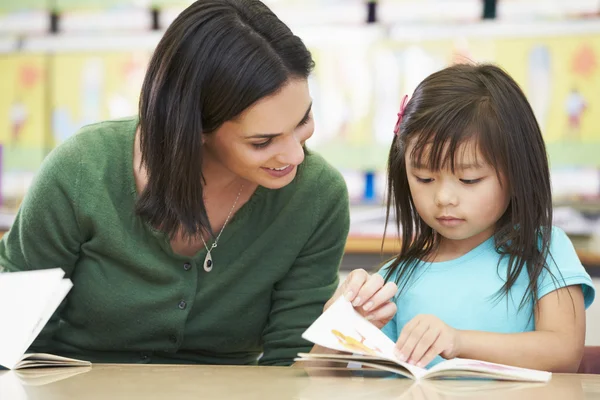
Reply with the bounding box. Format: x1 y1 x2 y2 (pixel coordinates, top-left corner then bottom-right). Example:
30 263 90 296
137 0 314 239
384 63 555 310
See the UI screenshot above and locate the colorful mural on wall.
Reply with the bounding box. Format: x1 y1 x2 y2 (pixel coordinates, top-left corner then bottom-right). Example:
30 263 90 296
50 51 150 146
1 24 599 206
0 54 48 206
306 32 600 170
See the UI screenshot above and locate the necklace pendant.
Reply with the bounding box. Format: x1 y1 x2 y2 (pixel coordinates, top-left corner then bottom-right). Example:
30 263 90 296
203 251 213 272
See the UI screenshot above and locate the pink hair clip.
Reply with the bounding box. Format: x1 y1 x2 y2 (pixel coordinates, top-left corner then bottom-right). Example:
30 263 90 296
393 94 409 136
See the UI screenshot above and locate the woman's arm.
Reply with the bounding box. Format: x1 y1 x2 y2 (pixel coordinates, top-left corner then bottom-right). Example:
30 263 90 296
0 137 84 348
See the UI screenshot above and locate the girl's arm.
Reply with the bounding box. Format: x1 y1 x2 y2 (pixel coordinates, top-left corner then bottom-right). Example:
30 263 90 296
457 285 585 372
396 285 586 372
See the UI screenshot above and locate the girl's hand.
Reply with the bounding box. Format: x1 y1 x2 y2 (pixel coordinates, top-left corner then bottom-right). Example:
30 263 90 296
395 314 462 368
324 269 398 329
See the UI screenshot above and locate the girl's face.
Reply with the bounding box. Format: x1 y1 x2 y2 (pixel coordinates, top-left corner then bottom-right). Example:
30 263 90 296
405 138 511 252
202 78 314 189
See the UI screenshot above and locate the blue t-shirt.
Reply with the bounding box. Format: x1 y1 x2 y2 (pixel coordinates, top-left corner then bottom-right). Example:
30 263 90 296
379 226 595 368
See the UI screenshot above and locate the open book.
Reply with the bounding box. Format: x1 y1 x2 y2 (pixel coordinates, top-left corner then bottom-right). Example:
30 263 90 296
1 366 91 391
296 297 551 382
0 269 90 370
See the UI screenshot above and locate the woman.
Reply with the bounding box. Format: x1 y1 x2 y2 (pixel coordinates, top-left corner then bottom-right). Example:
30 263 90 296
0 0 396 366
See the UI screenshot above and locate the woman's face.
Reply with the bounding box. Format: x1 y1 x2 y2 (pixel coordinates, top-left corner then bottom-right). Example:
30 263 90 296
203 78 314 189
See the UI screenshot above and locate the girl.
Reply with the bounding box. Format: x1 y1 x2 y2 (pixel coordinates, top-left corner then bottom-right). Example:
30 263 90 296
378 63 595 372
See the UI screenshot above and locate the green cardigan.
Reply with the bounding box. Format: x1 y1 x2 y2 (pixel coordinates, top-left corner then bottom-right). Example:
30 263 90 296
0 117 350 366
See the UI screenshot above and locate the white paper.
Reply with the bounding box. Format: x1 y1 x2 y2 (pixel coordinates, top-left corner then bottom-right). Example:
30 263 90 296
0 269 71 369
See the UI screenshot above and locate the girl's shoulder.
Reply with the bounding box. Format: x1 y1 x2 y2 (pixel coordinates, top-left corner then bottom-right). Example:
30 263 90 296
545 225 582 267
540 225 595 307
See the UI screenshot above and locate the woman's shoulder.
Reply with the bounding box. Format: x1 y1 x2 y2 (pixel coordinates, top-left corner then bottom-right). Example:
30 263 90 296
45 117 137 174
279 149 349 224
297 149 347 192
71 116 138 154
34 117 137 204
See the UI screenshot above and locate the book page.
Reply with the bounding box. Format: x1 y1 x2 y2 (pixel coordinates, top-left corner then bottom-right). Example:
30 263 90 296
16 354 90 369
295 355 415 379
27 279 73 354
301 297 427 379
302 297 397 358
426 358 552 382
0 269 68 370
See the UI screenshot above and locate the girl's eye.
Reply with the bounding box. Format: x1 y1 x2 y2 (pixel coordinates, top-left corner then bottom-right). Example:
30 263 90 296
252 139 273 149
460 178 482 185
415 177 433 183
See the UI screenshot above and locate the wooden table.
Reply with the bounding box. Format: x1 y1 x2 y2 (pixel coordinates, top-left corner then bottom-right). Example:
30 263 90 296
1 364 599 399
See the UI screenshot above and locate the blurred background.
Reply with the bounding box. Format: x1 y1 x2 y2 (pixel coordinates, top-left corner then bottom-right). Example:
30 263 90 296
0 0 599 342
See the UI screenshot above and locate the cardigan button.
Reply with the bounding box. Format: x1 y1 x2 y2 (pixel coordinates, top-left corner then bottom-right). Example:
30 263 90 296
183 263 192 271
178 300 187 310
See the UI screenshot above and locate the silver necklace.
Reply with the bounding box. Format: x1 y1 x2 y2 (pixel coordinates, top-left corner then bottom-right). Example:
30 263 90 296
200 184 244 272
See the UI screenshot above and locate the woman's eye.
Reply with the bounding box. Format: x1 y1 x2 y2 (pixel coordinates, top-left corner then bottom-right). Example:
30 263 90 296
298 114 312 126
252 139 273 149
460 178 482 185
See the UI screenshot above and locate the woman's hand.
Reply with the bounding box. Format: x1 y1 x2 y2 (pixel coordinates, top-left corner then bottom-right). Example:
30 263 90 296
325 269 398 329
395 314 462 367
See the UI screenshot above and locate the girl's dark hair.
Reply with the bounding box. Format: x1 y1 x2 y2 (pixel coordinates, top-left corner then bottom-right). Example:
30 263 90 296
137 0 314 239
384 63 554 310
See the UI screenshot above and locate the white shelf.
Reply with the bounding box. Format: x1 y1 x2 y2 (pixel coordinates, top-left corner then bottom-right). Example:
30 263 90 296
60 9 152 32
21 32 163 53
17 25 384 52
0 37 17 54
161 2 367 31
379 0 481 23
4 16 600 52
272 3 366 26
389 18 600 41
159 6 187 30
498 0 600 19
0 12 49 35
295 25 384 47
379 0 599 22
